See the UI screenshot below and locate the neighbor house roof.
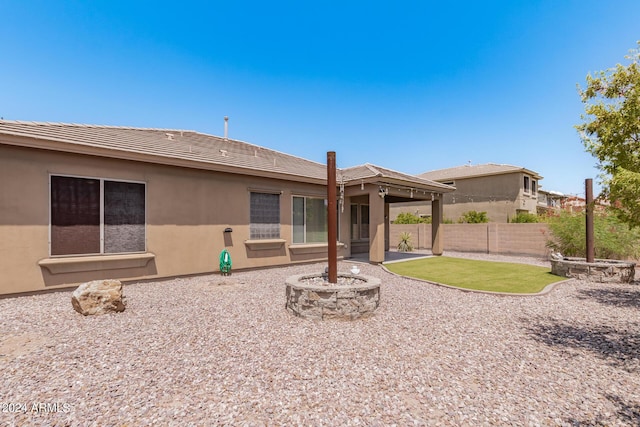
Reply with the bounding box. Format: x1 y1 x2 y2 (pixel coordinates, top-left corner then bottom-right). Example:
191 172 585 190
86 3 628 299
0 120 329 183
419 163 543 181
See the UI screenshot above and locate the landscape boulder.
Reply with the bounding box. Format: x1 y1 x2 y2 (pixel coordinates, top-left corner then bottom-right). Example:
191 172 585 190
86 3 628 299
71 279 126 315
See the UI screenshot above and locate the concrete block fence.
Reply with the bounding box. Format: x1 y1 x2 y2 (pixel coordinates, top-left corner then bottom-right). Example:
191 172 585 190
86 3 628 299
390 223 552 258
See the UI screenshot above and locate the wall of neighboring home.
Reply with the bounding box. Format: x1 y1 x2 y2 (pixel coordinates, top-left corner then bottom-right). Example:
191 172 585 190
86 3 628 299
390 223 551 257
0 144 345 296
390 173 538 222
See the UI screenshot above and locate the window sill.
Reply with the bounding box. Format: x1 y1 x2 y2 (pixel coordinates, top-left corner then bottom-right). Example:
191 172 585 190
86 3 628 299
244 239 286 250
288 242 345 255
39 253 155 274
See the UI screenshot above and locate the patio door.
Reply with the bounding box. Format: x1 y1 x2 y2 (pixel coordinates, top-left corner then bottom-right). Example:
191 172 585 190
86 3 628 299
350 204 369 254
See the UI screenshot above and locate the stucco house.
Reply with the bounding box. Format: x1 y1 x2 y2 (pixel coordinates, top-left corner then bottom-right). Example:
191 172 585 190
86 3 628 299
0 120 454 296
390 163 542 223
537 189 567 214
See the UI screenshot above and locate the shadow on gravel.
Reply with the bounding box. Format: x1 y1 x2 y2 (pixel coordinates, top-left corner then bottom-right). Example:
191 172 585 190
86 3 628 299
564 394 640 426
576 287 640 309
606 394 640 425
525 317 640 373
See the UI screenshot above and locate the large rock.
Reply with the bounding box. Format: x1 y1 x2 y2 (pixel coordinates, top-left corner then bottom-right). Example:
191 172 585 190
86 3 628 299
71 279 126 315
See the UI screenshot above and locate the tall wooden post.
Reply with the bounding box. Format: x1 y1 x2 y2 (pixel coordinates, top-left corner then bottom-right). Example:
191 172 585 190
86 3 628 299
585 178 595 263
431 195 444 255
327 152 338 283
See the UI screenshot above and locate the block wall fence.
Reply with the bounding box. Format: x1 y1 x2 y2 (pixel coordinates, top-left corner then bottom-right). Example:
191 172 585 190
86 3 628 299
389 223 552 258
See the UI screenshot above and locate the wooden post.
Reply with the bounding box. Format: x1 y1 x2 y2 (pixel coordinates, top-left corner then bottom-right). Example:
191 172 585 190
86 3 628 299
585 178 595 263
327 152 338 283
431 195 444 255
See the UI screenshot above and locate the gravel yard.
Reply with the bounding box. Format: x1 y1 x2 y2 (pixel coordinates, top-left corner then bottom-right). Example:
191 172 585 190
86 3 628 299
1 252 640 426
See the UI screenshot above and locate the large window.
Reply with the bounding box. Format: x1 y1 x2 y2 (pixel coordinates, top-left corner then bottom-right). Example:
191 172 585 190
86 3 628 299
50 175 146 256
250 192 280 239
293 196 327 243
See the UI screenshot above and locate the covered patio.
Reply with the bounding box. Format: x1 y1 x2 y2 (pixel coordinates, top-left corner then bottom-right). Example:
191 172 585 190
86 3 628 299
338 164 455 263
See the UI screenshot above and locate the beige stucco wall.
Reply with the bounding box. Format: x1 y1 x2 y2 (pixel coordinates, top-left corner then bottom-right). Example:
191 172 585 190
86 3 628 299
0 145 345 296
390 172 539 222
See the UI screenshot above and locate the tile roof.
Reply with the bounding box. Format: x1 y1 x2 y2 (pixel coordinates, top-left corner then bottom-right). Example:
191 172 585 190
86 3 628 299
341 164 454 191
0 120 329 182
419 163 542 181
0 120 455 191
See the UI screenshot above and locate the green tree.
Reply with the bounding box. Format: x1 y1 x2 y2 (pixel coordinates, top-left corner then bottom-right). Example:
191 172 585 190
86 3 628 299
576 42 640 227
458 210 488 224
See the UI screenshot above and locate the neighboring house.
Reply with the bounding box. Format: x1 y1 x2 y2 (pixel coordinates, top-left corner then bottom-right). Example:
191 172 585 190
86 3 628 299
557 195 611 213
390 163 543 223
537 189 567 214
0 120 454 296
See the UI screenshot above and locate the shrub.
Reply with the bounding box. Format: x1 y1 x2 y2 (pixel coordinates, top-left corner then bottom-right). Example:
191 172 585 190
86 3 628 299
393 212 430 224
458 211 489 224
511 212 539 223
546 209 640 259
397 232 414 252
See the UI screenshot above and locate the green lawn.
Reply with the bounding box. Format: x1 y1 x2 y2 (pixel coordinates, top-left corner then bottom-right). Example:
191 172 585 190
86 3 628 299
385 256 566 294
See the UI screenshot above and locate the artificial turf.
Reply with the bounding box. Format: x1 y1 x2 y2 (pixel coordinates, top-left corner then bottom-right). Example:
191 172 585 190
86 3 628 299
385 256 566 294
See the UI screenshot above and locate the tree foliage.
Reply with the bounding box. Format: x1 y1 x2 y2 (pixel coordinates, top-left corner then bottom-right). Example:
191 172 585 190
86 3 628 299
393 212 430 224
546 210 640 260
576 42 640 227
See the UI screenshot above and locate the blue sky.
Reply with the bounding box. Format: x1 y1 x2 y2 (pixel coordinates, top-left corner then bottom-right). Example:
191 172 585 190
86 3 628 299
2 1 639 195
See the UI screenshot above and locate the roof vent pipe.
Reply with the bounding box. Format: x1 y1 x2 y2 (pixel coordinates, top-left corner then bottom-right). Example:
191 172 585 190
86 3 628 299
224 116 229 140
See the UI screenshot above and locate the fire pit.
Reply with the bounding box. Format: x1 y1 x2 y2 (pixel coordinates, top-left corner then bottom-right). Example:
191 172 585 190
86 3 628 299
285 273 381 320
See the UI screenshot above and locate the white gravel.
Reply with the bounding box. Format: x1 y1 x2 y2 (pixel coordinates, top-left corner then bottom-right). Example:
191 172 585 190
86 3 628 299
1 252 640 426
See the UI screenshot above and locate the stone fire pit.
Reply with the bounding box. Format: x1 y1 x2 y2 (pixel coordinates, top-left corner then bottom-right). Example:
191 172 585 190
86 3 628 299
551 257 636 283
285 273 381 320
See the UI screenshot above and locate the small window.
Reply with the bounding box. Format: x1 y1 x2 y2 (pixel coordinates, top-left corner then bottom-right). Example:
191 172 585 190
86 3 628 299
50 175 146 256
531 180 537 196
250 192 280 239
293 196 327 243
523 176 530 193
